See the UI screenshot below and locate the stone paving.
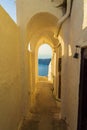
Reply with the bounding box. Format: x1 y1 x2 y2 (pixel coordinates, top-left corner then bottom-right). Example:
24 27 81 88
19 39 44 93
20 81 67 130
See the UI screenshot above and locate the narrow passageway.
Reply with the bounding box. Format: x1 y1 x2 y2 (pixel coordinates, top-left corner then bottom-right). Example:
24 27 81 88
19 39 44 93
21 81 67 130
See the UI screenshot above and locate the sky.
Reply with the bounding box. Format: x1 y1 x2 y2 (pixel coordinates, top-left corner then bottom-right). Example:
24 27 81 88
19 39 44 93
0 0 16 23
38 44 52 59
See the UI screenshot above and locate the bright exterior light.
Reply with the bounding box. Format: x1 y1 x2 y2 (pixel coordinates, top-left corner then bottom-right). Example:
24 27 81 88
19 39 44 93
28 43 31 52
38 44 52 59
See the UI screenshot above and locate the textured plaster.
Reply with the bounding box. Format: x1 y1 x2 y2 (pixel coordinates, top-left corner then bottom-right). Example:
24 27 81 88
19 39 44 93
0 6 22 130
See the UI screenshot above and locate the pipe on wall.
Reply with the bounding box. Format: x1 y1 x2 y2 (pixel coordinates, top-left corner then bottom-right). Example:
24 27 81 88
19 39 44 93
55 0 73 37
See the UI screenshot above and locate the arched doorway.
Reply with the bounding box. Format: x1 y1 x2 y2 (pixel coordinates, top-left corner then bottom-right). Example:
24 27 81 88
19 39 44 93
38 44 52 78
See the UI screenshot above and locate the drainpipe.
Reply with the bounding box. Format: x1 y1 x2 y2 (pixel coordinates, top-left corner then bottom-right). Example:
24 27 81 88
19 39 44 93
55 0 72 38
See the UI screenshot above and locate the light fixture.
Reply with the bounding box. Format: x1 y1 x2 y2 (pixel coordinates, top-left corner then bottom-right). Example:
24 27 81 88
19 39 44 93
73 45 80 59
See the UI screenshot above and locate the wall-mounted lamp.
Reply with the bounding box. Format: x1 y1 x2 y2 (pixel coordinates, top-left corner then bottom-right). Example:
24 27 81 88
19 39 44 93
73 45 80 59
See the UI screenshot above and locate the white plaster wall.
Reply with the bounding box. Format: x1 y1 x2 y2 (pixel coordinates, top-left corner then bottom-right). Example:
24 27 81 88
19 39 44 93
60 0 87 130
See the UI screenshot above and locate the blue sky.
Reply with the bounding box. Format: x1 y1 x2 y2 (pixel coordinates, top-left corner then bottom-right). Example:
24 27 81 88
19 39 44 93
38 44 52 59
0 0 16 23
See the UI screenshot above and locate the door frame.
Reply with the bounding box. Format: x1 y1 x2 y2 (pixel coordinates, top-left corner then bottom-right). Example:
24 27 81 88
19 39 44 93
77 47 87 130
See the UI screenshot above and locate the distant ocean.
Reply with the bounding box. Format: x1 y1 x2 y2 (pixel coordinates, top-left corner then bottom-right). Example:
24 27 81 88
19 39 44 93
38 58 51 76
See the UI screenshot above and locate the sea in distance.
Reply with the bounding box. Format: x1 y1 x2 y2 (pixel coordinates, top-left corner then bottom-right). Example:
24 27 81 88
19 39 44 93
38 58 51 76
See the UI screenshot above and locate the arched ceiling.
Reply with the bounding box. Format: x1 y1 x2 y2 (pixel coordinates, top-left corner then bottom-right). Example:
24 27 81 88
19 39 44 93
26 12 58 46
29 31 59 50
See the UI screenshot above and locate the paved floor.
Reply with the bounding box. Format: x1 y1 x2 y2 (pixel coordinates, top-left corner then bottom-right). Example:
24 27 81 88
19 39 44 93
21 81 67 130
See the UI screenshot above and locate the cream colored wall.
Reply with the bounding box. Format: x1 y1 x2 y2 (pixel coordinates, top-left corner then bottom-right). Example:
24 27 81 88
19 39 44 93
0 7 23 130
60 0 87 130
16 0 62 26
